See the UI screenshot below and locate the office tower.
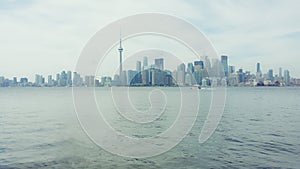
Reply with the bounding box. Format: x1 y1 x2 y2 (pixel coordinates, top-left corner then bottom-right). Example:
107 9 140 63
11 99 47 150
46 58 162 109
256 63 262 80
35 74 39 85
67 71 72 86
56 73 60 84
127 70 137 85
60 71 67 87
155 58 164 70
95 79 100 87
164 74 173 86
193 70 203 85
177 63 186 86
84 76 90 87
35 74 40 85
204 56 211 70
229 66 235 74
172 70 177 84
185 73 192 86
279 67 282 79
0 76 4 87
20 77 28 84
245 71 251 82
151 69 164 86
73 72 83 87
187 63 194 74
101 76 112 86
238 69 245 83
268 69 274 82
0 77 4 85
284 70 290 85
136 61 141 73
13 77 17 85
85 75 95 87
221 55 229 77
143 56 148 70
142 69 149 85
41 77 45 84
73 72 77 86
48 75 53 86
121 71 127 86
256 63 261 73
194 61 204 71
119 36 123 80
35 74 44 86
202 78 208 87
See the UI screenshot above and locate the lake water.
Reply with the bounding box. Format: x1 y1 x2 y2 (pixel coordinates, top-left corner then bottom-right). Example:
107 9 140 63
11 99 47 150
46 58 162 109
0 87 299 168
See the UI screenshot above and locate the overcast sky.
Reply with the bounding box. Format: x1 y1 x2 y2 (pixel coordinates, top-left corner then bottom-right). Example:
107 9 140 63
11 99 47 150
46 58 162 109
0 0 299 81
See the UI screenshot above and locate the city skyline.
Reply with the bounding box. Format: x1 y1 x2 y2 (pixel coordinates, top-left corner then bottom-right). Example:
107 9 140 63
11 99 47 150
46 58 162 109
1 54 299 87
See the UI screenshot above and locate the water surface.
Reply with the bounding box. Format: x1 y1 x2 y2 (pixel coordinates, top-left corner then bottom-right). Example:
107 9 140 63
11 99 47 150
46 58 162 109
0 87 299 168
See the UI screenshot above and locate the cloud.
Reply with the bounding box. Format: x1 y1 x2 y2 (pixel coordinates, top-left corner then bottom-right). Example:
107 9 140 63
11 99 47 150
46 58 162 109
0 0 299 80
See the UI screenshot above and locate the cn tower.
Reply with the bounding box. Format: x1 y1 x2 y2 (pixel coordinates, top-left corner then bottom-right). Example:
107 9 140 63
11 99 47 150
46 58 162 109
118 36 123 81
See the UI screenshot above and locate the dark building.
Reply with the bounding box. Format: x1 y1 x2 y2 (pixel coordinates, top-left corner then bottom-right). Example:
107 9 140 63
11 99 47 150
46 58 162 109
194 61 204 70
238 69 245 83
257 63 261 73
221 55 229 77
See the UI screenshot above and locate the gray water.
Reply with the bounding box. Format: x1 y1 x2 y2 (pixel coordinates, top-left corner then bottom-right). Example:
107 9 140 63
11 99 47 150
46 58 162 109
0 87 299 168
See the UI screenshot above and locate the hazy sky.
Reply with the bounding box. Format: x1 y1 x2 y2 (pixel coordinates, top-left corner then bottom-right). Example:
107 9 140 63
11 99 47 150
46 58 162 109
0 0 299 81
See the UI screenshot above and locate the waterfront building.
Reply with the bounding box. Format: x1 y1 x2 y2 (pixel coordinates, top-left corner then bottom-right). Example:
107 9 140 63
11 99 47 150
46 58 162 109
284 70 290 85
155 58 164 70
142 69 149 85
143 56 148 70
268 69 274 82
194 61 204 71
221 55 229 77
187 63 194 74
136 61 141 73
177 63 186 86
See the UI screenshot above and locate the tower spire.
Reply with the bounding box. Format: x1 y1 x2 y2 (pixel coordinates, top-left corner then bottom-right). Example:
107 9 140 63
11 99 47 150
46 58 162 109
119 29 122 49
118 30 123 84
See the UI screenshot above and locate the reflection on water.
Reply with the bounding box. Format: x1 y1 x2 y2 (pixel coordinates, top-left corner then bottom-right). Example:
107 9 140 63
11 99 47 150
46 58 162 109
0 87 300 168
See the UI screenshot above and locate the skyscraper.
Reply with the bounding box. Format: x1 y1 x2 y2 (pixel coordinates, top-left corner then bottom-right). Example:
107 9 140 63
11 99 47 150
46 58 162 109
187 63 194 74
60 71 67 87
67 71 72 86
48 75 53 86
256 63 261 73
279 67 282 79
155 58 164 70
284 70 290 85
229 66 235 74
238 69 245 83
136 61 141 73
268 69 274 82
127 70 137 85
142 69 149 85
13 77 17 85
194 61 204 71
118 36 123 80
221 55 229 77
143 56 148 70
56 73 60 84
177 63 186 86
35 74 43 86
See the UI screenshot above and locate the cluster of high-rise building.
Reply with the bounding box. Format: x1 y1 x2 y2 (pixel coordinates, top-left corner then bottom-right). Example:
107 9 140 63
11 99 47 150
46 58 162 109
0 56 299 87
103 38 298 87
107 56 210 87
0 71 99 87
226 61 294 87
0 37 299 87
